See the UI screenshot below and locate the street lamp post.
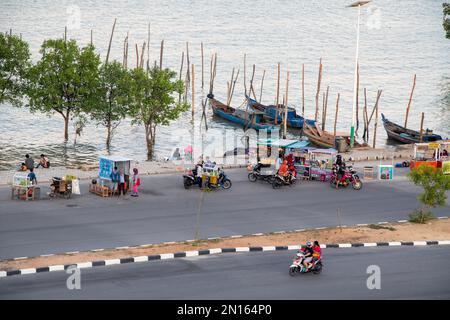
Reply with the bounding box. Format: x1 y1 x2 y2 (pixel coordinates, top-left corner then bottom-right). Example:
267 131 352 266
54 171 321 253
348 0 371 148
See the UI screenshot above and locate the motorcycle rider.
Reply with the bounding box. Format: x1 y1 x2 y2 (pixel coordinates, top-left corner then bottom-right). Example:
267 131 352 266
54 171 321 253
312 240 322 261
334 154 346 188
302 241 315 269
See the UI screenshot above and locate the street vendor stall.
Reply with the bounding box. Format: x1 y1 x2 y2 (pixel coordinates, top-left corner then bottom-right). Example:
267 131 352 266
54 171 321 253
256 138 309 164
292 148 337 181
90 156 132 197
410 141 450 174
11 172 40 201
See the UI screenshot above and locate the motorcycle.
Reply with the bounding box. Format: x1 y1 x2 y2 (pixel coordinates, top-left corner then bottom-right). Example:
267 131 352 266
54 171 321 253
183 168 202 189
329 165 362 190
208 169 232 190
272 167 297 189
289 251 323 276
248 163 275 184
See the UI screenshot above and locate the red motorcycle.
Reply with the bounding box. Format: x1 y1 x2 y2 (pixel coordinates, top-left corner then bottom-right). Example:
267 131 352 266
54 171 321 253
330 165 362 190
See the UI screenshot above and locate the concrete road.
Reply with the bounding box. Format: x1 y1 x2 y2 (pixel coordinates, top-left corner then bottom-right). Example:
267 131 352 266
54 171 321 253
0 168 448 259
1 246 449 299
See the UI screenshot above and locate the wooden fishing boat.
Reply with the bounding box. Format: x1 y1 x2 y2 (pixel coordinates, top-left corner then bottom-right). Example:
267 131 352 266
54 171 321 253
301 122 347 148
246 95 315 129
209 96 277 131
381 114 442 144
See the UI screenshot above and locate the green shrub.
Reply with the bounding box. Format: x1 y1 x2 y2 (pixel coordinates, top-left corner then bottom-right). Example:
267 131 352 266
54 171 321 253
408 209 436 224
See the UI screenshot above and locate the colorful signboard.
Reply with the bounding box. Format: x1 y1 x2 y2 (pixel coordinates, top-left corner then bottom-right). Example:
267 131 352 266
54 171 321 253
378 165 394 180
99 157 113 180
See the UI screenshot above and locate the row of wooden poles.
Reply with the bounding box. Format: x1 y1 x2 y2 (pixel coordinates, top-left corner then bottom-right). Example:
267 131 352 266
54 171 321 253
101 20 423 147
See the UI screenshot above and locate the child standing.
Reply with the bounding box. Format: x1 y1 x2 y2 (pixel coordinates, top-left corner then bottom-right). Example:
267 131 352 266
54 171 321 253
131 168 140 197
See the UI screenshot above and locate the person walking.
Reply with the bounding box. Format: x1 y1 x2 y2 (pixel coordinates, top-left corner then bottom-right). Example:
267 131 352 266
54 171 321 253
131 168 140 197
110 166 120 196
118 169 126 196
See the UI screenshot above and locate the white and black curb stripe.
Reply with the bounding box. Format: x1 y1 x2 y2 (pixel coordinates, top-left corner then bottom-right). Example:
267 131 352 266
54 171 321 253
1 215 448 264
1 240 449 278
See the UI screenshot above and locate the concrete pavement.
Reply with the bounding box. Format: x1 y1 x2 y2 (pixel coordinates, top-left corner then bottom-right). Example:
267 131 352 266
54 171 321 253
0 167 448 260
1 246 449 299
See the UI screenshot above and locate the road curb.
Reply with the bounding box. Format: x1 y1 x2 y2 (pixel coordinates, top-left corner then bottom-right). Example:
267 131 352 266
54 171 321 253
1 240 449 278
1 216 448 264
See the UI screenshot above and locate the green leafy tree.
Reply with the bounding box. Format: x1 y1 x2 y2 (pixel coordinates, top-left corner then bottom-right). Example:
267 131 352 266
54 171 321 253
27 39 100 141
0 32 31 106
90 61 131 149
407 165 450 222
444 3 450 39
129 66 188 160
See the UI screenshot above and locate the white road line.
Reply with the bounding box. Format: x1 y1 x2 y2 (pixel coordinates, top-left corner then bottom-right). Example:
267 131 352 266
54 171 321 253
0 271 6 277
209 248 222 254
262 246 276 251
388 242 402 246
235 247 250 252
76 262 92 269
338 243 352 248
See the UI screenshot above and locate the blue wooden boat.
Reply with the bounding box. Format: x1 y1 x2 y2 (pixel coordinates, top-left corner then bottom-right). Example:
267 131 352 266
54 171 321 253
381 114 442 144
209 96 277 131
246 95 316 128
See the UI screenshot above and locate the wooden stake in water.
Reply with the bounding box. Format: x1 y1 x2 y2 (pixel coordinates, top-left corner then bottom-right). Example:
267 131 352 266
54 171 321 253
159 40 164 69
302 64 305 118
356 62 360 135
419 112 424 142
315 58 323 122
322 86 329 131
404 74 416 128
105 18 117 64
275 62 280 125
373 90 380 149
284 71 290 139
259 70 266 103
334 93 340 138
201 42 204 89
135 44 139 69
192 64 195 118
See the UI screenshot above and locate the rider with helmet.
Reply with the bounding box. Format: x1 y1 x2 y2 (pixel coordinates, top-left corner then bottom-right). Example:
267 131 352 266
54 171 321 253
334 154 346 188
302 241 315 269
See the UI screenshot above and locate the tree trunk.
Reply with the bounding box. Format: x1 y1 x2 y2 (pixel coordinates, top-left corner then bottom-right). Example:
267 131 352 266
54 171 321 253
106 123 112 150
64 113 70 141
145 124 155 160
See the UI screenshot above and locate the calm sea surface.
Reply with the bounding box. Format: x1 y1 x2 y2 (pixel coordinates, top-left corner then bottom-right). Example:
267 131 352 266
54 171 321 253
1 0 449 169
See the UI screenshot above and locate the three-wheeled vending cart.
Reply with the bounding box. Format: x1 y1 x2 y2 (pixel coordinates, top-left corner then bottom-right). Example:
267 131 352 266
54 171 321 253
90 156 132 197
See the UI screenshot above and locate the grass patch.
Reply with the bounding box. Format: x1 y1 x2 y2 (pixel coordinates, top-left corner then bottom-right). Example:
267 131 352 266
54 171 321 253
408 210 436 224
368 224 396 231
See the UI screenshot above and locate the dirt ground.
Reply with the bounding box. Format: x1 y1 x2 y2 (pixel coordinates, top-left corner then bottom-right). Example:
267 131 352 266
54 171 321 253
1 218 449 271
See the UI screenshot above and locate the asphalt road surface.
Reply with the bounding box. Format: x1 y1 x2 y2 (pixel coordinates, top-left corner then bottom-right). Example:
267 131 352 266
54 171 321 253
0 168 449 259
1 246 449 299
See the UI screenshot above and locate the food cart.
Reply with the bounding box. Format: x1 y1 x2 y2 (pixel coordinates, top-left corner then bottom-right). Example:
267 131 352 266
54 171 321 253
90 156 132 197
11 172 40 201
410 141 450 174
292 148 337 181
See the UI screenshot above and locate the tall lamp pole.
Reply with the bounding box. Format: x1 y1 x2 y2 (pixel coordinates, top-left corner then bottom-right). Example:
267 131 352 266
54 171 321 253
348 0 371 148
